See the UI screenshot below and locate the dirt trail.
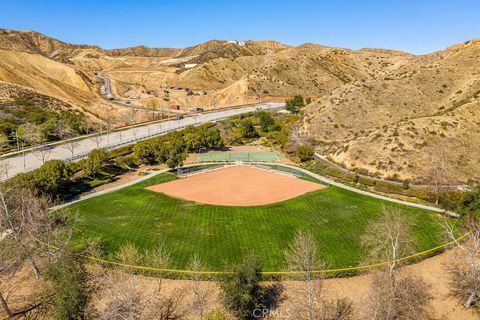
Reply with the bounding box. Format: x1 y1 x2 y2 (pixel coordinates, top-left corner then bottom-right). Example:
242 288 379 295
2 249 478 319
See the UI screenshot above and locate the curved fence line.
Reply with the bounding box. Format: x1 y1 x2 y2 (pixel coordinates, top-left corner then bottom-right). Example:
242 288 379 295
32 232 468 276
35 162 464 276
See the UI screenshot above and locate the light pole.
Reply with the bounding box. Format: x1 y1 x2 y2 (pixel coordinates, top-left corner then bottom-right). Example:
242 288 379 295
15 129 20 152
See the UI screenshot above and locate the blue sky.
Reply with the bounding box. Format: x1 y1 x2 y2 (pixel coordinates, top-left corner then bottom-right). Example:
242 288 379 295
1 0 479 54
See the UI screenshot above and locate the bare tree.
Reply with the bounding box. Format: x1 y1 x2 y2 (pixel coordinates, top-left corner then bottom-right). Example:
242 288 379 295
56 120 80 158
428 150 448 206
97 244 185 320
19 123 51 164
19 123 44 148
33 145 51 164
361 206 432 319
92 122 106 149
122 109 139 140
104 117 116 148
146 289 186 320
443 216 480 309
145 100 160 121
0 185 52 279
64 139 80 158
98 269 148 320
0 237 21 319
188 254 213 320
284 230 324 320
284 230 353 320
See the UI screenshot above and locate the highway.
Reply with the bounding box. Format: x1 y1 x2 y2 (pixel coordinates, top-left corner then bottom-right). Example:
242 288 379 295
0 102 284 180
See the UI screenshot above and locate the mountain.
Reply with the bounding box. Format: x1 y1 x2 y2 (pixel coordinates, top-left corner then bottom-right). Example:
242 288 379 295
301 39 480 183
0 28 479 182
0 29 102 63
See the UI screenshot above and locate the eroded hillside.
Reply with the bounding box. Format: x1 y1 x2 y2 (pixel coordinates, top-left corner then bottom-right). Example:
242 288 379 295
1 28 479 182
301 39 480 183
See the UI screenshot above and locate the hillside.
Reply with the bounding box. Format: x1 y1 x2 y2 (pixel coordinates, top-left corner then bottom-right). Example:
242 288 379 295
0 28 479 182
301 39 480 183
0 29 102 63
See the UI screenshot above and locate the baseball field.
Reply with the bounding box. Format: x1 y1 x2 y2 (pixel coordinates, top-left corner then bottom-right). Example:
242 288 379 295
64 165 448 272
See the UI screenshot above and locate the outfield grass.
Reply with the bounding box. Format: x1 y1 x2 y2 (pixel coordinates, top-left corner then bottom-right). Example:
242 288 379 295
66 172 447 272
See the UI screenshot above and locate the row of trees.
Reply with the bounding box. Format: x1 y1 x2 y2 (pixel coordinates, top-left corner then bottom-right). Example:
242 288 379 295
134 125 224 168
7 160 74 197
0 98 88 154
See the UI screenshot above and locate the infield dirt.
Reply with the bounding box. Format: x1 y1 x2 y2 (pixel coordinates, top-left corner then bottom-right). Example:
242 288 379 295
146 166 325 206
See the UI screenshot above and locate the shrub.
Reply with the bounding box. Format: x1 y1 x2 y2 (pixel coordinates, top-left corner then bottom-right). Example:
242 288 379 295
10 160 73 196
285 95 305 113
220 254 266 319
81 148 109 178
257 111 275 132
239 119 258 139
459 187 480 215
116 154 137 170
296 145 315 162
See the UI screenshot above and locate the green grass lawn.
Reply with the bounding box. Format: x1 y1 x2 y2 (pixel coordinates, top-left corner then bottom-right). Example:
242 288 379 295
66 172 447 272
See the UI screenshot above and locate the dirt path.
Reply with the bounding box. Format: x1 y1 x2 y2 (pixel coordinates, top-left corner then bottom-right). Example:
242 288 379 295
2 249 478 319
126 248 480 319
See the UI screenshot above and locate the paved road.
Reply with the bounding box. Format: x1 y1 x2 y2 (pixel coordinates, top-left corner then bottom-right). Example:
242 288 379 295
96 72 147 110
0 103 284 180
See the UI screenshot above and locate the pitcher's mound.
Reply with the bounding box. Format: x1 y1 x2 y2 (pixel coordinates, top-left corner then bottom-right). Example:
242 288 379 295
146 166 325 206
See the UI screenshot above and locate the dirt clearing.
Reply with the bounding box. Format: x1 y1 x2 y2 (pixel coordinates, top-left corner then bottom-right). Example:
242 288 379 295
146 166 325 206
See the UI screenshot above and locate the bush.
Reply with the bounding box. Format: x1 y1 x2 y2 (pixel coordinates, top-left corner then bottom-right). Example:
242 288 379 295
257 111 275 132
9 160 73 196
239 119 258 139
459 187 480 215
220 254 266 319
116 154 137 170
82 148 109 178
296 145 315 162
285 95 305 114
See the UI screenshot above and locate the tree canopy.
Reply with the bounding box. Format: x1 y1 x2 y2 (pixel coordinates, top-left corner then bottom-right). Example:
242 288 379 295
285 95 306 114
